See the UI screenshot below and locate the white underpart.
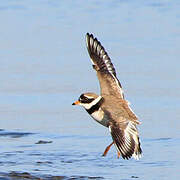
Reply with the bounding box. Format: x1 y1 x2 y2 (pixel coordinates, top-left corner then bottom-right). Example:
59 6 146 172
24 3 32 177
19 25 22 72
91 109 103 121
91 108 108 127
80 96 102 110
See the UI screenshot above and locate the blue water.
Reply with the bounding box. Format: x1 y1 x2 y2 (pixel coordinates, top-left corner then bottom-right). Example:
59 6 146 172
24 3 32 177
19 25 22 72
0 0 180 179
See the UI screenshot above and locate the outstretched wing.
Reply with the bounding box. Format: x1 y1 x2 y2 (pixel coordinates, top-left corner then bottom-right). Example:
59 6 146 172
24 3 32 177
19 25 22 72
109 120 142 160
86 33 124 99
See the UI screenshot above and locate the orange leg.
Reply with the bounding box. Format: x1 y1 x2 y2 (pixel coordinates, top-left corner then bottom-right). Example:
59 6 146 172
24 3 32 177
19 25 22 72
102 142 121 158
117 151 121 158
102 142 114 156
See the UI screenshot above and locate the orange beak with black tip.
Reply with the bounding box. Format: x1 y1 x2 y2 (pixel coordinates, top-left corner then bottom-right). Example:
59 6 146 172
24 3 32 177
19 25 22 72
72 100 80 105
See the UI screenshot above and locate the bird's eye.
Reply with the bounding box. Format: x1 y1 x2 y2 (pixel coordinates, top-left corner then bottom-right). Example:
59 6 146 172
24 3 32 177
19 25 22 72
84 96 89 101
79 95 94 103
79 94 85 101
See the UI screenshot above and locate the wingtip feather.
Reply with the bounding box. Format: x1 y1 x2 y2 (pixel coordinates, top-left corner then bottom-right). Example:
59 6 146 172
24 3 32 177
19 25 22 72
109 122 142 160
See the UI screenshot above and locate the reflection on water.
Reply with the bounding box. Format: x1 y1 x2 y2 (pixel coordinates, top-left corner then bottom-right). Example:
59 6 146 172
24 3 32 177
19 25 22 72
0 0 180 180
0 171 104 180
0 129 34 138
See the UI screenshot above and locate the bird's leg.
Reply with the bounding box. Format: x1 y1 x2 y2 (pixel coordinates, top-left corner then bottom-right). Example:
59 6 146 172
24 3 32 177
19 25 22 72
102 142 114 156
117 151 121 158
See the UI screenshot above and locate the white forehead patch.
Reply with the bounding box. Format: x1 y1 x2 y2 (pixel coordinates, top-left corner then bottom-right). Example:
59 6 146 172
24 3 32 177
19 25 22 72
83 94 95 99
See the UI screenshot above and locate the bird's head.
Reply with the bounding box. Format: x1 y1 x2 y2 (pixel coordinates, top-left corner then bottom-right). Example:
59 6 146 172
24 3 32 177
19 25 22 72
72 93 102 110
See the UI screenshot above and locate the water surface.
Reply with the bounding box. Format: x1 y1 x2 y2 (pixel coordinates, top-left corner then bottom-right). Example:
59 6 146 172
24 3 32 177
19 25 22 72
0 0 180 179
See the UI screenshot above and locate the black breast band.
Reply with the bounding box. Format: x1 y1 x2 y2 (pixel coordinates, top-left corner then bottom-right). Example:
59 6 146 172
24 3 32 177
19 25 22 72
86 98 103 114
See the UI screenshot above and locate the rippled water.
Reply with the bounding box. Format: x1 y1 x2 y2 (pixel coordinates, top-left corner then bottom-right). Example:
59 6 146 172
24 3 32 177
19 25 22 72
0 0 180 179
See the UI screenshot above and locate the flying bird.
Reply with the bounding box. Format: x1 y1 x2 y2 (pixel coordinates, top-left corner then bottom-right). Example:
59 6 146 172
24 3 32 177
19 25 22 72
72 33 142 160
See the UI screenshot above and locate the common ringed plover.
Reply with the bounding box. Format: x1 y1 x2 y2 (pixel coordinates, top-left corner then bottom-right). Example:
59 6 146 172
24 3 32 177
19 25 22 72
72 33 142 160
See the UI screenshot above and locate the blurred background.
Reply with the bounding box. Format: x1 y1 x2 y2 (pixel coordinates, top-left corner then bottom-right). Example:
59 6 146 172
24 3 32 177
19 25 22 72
0 0 179 179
